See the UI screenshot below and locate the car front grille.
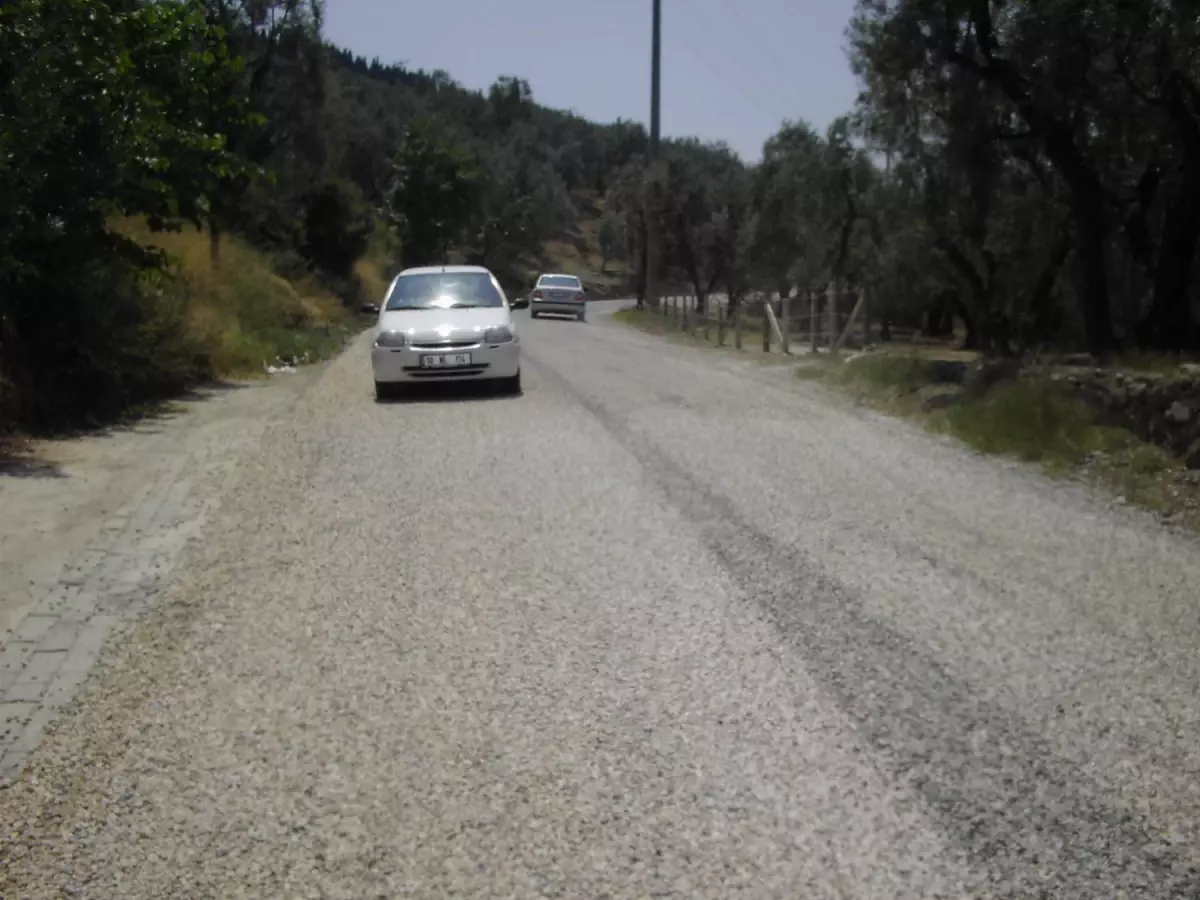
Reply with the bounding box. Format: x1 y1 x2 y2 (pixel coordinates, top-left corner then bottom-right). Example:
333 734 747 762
409 340 479 350
403 365 490 377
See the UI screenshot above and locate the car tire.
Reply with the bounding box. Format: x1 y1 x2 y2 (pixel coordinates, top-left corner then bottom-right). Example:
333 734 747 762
500 371 522 396
578 313 587 323
530 311 539 319
374 380 397 401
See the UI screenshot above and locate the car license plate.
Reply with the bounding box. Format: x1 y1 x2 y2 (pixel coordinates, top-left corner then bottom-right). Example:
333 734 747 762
420 353 472 368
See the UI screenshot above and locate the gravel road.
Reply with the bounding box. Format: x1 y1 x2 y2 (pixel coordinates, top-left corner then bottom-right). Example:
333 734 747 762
2 301 1198 898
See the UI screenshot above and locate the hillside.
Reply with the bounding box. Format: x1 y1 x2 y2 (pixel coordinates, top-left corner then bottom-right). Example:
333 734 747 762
0 4 647 431
538 191 628 296
7 0 1200 432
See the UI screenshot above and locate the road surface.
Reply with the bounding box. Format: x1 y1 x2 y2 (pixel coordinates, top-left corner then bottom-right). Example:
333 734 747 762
1 301 1198 898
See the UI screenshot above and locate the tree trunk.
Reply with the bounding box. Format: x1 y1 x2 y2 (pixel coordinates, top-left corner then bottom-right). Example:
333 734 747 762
1141 190 1200 350
1026 223 1072 349
209 224 221 269
1017 121 1114 356
938 239 989 352
1138 77 1200 351
948 292 981 351
1070 190 1114 358
946 18 1115 357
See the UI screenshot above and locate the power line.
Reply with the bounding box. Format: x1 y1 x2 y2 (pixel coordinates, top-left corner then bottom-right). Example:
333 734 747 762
663 27 791 129
683 1 801 123
714 0 797 85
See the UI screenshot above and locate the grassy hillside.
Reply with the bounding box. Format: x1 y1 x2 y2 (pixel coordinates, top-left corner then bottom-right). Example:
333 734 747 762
117 220 364 377
537 191 628 297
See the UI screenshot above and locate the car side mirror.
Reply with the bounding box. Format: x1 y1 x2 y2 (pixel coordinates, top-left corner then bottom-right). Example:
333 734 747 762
360 301 380 315
511 296 529 310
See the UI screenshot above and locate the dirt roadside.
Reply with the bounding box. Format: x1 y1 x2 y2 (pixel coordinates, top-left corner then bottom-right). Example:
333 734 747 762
0 367 324 778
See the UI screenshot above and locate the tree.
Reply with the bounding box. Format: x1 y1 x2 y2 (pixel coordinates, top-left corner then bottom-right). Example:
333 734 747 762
301 178 372 278
598 213 625 274
385 120 479 268
848 0 1200 356
657 139 749 313
0 0 250 423
751 122 830 298
198 0 325 266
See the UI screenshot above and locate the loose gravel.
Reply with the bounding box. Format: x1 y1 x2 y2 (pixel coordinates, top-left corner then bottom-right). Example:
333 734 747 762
1 303 1198 898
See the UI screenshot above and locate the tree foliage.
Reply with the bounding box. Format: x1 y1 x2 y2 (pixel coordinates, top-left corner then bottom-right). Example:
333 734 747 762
6 0 1199 428
603 0 1200 359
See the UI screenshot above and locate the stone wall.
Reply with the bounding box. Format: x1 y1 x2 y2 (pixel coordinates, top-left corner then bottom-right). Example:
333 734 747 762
1049 366 1200 469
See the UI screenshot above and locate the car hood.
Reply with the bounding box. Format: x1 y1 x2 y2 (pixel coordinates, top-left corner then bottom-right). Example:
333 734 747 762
377 307 513 342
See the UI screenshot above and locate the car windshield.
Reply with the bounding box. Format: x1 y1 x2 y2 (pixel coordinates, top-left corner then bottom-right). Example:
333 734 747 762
538 275 581 289
385 272 504 310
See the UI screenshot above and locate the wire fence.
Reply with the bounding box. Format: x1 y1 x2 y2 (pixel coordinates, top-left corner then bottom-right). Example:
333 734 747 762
645 285 882 356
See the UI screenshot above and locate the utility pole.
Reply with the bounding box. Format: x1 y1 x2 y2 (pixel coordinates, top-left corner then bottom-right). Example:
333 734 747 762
642 0 661 310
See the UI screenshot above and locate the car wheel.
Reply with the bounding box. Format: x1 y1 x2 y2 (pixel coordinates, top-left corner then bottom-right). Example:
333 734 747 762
500 371 522 396
530 311 539 319
374 380 397 401
578 313 587 323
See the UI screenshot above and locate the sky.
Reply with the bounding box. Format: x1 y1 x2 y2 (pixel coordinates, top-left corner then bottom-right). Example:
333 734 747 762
323 0 862 161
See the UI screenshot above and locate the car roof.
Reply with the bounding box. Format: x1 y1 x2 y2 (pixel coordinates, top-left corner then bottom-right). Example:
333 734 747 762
537 272 581 280
398 265 492 277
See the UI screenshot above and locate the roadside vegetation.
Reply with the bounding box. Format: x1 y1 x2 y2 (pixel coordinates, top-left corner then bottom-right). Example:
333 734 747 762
5 0 1199 492
606 1 1200 526
0 0 635 432
810 352 1200 529
617 305 1200 528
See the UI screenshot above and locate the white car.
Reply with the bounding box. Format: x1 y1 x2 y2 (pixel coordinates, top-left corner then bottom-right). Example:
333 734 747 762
529 273 588 321
370 265 525 400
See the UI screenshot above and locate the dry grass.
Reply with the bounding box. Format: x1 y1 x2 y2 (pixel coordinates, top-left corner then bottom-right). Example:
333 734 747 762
116 219 356 378
614 307 779 356
538 191 629 296
354 257 391 306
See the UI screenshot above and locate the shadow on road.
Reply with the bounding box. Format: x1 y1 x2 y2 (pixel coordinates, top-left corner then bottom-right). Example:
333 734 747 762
0 455 66 479
374 380 521 405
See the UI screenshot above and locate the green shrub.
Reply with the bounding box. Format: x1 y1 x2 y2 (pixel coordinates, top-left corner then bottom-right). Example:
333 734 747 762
939 378 1126 468
833 355 938 393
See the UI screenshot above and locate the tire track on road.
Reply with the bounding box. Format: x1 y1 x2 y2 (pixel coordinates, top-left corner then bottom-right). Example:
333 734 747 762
526 351 1200 899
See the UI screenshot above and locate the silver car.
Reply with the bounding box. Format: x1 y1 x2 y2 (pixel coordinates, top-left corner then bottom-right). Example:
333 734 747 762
529 273 588 322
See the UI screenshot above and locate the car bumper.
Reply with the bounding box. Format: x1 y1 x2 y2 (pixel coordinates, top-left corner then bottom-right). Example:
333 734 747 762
531 300 585 316
371 340 520 383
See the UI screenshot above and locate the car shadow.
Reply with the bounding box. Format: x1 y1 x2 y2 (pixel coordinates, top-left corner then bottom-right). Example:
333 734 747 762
374 381 521 405
0 455 67 479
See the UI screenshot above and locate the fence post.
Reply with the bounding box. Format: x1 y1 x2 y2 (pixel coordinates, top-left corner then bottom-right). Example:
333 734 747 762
716 303 726 346
809 290 819 353
735 303 743 350
861 286 872 345
827 281 838 349
762 298 771 352
832 288 867 353
702 298 710 342
780 293 790 355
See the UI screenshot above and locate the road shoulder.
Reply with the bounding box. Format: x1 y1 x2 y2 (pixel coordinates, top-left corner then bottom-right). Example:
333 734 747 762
0 369 322 781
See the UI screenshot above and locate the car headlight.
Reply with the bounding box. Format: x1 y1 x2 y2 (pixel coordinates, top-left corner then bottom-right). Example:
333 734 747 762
484 326 515 344
375 330 405 347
